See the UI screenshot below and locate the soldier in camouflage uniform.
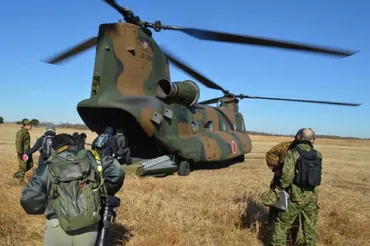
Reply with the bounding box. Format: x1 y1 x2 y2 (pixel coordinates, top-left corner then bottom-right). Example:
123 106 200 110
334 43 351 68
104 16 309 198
13 119 34 180
271 128 322 246
266 140 294 188
266 139 304 244
265 141 292 222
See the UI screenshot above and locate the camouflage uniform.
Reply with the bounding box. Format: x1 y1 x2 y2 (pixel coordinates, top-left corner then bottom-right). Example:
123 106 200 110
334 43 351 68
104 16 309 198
271 143 322 246
266 141 293 188
265 141 302 244
14 126 33 179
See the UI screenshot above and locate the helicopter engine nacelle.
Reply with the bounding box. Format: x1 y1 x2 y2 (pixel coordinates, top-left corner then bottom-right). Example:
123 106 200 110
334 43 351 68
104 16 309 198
156 79 200 106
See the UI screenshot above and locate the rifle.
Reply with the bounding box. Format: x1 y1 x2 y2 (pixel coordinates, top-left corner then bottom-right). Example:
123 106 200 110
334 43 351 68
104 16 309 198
96 195 121 246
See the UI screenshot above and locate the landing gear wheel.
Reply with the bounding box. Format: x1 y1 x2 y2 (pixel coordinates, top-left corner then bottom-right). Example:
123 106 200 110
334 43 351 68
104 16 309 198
177 161 191 176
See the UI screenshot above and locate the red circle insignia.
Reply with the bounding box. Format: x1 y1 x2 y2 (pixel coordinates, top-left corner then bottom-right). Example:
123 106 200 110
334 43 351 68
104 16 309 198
231 141 237 154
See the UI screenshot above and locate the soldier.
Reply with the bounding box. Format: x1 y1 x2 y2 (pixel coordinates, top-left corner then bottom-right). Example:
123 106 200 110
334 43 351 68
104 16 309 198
266 140 294 189
20 133 125 246
266 129 306 188
22 123 56 166
265 132 305 244
79 133 87 149
115 128 132 165
13 119 33 180
271 128 322 246
72 132 84 150
92 126 118 158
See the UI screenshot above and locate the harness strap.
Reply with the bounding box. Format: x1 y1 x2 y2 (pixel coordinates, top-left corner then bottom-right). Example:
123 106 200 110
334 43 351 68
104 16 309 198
90 150 108 197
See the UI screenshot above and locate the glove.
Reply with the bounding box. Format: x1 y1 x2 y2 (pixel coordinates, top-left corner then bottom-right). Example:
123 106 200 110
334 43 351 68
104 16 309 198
21 154 29 161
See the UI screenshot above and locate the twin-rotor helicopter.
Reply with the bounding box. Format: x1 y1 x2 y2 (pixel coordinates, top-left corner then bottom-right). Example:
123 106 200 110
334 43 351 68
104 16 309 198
45 0 360 176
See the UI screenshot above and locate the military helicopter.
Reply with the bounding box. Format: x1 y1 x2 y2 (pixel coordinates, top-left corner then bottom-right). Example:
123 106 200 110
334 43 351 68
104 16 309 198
45 0 360 177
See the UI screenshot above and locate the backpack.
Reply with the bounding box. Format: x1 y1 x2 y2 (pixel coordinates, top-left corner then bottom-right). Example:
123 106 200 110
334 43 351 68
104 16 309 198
93 134 110 150
293 147 322 191
49 149 104 232
40 135 54 159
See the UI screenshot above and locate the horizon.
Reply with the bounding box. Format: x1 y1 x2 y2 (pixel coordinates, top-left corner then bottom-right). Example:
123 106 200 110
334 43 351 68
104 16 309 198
2 122 368 139
1 0 369 138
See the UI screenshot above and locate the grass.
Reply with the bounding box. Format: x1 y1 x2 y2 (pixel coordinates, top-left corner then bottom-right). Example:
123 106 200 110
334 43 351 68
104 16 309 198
0 123 370 246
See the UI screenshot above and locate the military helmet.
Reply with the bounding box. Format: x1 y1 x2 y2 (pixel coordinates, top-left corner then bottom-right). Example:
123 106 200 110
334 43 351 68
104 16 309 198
21 118 31 126
45 123 56 133
260 189 277 206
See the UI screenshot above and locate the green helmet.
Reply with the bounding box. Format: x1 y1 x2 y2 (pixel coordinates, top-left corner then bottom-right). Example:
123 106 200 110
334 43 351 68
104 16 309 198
260 189 277 206
21 118 31 126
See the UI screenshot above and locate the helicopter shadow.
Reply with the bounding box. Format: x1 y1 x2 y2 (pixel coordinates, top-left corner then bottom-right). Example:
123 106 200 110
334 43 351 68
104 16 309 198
108 223 133 246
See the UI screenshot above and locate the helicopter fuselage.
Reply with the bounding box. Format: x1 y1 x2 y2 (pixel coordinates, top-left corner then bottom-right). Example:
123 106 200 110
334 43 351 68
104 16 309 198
77 94 252 163
75 22 252 164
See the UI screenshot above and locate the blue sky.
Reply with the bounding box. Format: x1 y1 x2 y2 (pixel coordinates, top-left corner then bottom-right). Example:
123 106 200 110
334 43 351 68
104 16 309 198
0 0 369 138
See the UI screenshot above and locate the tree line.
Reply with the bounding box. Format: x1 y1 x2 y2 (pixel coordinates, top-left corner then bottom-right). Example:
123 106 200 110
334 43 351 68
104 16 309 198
0 117 39 126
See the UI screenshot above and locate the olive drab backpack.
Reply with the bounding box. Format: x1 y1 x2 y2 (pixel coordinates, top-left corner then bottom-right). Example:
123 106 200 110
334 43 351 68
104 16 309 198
293 147 322 191
40 135 54 159
49 149 106 232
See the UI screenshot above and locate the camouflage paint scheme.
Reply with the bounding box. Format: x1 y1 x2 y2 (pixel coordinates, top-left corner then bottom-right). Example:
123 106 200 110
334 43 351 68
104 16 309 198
77 23 252 164
271 142 322 246
266 141 293 173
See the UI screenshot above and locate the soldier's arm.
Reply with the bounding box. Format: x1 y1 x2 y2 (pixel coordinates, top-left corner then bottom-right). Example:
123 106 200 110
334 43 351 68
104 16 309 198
101 156 125 195
279 150 297 189
20 164 50 214
15 131 24 154
25 137 43 156
266 144 280 171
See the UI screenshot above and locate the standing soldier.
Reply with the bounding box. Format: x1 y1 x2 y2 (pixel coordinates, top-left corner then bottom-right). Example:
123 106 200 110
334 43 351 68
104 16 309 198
271 128 322 246
13 119 33 180
264 130 305 244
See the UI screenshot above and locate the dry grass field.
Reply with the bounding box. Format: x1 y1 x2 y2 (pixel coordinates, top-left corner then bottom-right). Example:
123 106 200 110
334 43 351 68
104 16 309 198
1 123 370 246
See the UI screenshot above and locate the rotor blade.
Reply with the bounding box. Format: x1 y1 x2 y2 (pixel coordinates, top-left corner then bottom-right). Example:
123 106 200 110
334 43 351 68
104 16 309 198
163 26 357 57
240 95 361 106
44 37 98 64
199 97 224 104
160 46 229 94
103 0 131 19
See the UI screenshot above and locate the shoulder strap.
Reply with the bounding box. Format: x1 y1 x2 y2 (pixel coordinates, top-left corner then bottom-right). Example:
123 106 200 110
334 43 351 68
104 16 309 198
89 150 108 196
293 146 303 154
40 136 46 150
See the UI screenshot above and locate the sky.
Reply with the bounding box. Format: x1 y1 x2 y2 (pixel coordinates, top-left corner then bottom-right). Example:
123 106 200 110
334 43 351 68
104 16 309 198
0 0 369 138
